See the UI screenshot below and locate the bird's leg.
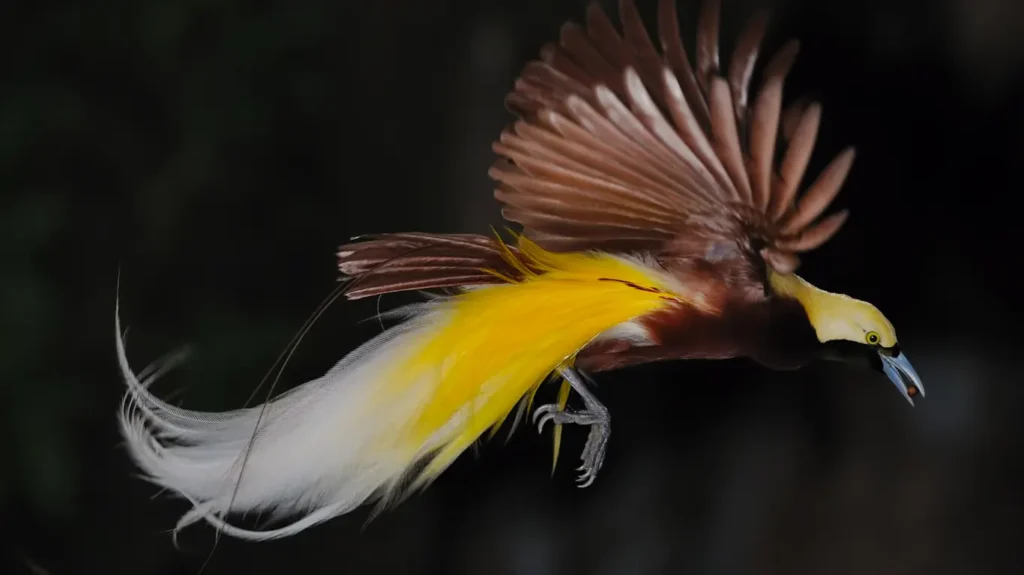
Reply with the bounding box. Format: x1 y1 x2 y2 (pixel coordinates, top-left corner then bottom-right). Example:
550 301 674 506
532 367 609 488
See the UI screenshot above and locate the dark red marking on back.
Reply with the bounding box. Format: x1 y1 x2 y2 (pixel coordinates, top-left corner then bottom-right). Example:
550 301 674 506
597 277 665 294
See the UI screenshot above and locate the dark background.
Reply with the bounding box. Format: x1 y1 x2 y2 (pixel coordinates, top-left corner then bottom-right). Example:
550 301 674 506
3 0 1023 573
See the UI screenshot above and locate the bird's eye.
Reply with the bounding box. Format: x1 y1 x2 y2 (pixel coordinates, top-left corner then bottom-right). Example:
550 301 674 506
866 331 880 345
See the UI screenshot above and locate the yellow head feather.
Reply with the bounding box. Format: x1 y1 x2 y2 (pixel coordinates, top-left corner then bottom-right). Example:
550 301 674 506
768 270 897 347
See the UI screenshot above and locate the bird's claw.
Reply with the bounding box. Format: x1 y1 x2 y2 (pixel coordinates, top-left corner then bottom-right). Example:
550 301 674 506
532 403 561 434
531 369 610 488
576 415 609 488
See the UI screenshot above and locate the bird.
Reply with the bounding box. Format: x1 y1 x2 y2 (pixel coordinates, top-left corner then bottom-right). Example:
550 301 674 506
115 0 924 542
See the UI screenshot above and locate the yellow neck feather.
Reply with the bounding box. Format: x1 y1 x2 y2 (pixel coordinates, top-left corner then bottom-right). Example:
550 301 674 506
767 270 826 306
767 270 897 347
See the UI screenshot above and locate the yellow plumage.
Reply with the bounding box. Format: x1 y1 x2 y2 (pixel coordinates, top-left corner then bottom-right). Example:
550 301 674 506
768 270 897 346
551 376 572 472
115 234 700 540
378 235 690 490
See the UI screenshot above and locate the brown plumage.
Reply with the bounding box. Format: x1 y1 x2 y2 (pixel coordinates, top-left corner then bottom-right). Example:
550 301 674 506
336 233 530 300
491 0 853 274
335 0 859 382
338 0 852 323
335 0 876 375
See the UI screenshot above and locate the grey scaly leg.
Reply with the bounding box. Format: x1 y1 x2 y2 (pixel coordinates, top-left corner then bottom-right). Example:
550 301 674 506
532 367 610 488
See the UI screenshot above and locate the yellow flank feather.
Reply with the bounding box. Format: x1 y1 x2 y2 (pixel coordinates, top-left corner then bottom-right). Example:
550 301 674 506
377 234 693 491
551 376 571 474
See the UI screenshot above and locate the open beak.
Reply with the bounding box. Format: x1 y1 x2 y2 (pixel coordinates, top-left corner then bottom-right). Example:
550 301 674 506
879 350 924 406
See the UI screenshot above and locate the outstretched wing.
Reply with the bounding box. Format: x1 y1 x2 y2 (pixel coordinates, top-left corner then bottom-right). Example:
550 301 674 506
491 0 855 275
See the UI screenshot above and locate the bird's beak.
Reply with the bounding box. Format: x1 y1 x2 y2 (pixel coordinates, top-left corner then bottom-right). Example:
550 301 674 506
878 350 924 406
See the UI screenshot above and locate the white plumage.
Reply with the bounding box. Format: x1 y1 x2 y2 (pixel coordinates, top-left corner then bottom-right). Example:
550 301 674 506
116 299 461 541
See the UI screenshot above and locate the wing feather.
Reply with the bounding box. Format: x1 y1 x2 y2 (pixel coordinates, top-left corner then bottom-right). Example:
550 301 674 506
622 69 720 199
336 1 856 304
708 76 752 202
659 68 735 196
780 147 856 233
695 0 721 93
728 11 769 128
657 0 711 129
771 102 821 220
492 0 858 278
776 210 849 253
619 0 670 94
748 76 783 212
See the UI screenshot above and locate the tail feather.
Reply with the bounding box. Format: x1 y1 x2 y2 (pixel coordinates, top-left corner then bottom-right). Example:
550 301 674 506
117 304 436 540
118 236 692 540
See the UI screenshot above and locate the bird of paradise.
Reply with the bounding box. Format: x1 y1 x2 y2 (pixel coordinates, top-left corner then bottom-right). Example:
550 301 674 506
116 0 924 541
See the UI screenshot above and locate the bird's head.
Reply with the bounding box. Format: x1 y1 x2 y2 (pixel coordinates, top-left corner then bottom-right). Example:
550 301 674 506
769 271 924 405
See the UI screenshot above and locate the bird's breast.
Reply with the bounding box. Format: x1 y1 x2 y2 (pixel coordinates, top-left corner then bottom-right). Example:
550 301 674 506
575 304 748 372
746 298 821 371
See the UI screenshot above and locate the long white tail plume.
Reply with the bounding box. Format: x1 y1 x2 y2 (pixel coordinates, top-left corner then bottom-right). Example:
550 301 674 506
117 240 687 541
116 301 457 541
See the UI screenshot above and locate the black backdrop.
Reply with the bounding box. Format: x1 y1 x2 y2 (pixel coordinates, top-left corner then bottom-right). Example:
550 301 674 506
3 0 1023 573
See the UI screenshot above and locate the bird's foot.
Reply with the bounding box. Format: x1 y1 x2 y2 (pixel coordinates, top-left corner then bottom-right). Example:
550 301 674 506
531 368 610 488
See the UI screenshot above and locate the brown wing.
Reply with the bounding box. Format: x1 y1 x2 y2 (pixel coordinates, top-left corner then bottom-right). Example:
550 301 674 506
337 233 531 300
490 0 855 275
